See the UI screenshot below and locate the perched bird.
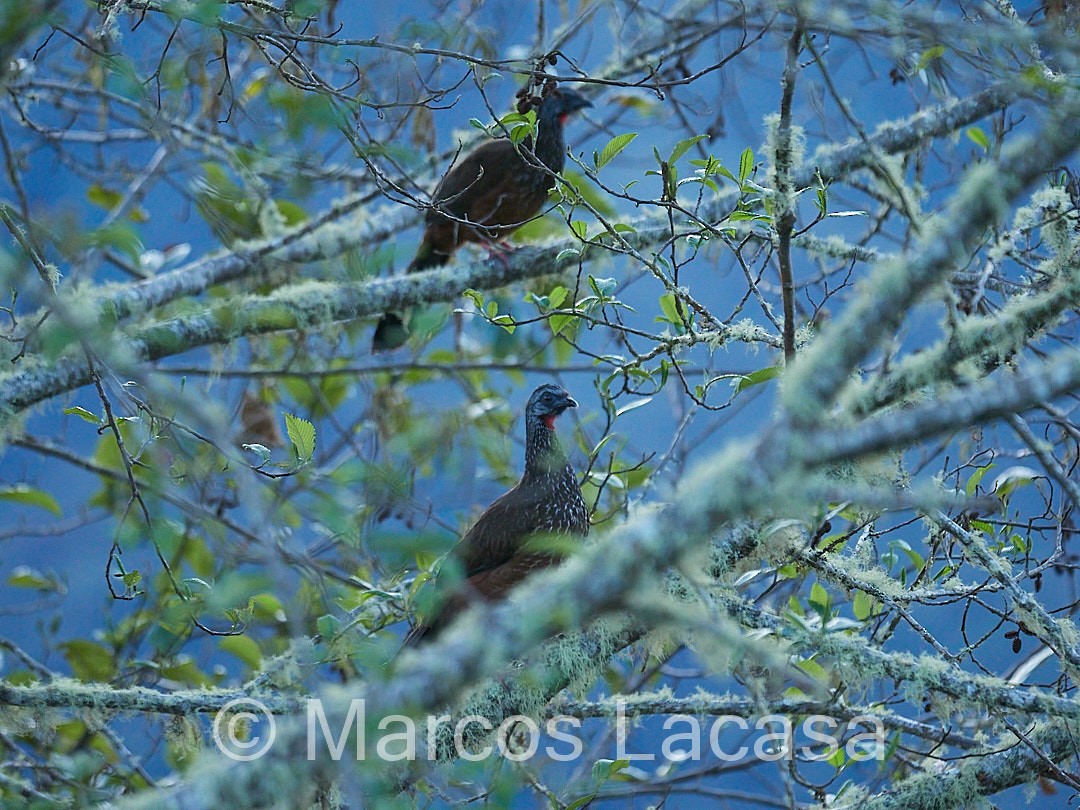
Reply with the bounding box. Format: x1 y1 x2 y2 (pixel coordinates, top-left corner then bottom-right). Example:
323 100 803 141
402 384 589 647
372 88 593 351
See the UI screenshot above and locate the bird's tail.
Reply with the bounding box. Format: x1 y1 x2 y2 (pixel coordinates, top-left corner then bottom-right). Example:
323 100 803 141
371 242 449 352
407 240 449 273
371 312 409 352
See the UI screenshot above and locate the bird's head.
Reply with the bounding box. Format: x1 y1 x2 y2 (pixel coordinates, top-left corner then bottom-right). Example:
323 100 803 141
526 384 578 431
542 88 592 124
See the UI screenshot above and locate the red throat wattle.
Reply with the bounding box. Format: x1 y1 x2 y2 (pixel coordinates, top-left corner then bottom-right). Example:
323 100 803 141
541 414 556 430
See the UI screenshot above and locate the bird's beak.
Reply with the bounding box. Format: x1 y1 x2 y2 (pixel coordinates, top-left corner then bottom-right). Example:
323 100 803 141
565 394 578 409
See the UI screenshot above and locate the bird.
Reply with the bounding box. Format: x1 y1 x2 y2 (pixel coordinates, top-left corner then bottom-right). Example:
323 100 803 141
372 87 593 351
402 384 589 647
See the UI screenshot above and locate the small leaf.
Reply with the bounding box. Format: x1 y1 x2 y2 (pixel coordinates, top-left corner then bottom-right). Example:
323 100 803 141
853 590 876 621
61 640 116 682
283 413 316 464
614 396 653 418
549 312 576 336
738 147 755 182
0 484 61 516
590 758 629 783
219 635 263 670
796 657 828 681
242 443 272 463
491 314 516 334
87 184 123 210
656 292 683 325
965 463 995 496
733 365 782 392
809 581 830 615
316 614 341 640
914 44 947 73
816 186 828 216
64 406 100 425
8 566 58 591
589 276 618 297
669 135 707 164
966 126 990 151
595 132 637 170
993 466 1040 500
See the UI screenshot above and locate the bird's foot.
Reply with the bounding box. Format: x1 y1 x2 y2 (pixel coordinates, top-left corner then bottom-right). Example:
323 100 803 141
480 241 516 269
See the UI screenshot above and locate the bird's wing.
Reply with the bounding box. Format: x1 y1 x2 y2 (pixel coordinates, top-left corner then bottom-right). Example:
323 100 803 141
429 139 527 224
451 483 548 579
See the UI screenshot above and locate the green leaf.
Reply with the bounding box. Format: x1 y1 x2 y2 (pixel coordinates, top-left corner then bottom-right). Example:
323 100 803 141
966 126 990 151
462 289 485 309
595 133 637 170
316 614 341 641
614 397 653 418
816 185 828 216
733 365 782 393
284 413 316 464
738 147 755 182
549 312 576 336
590 758 629 784
0 484 61 516
728 210 767 222
89 221 143 262
964 463 995 496
61 640 117 682
852 590 877 621
914 44 947 73
8 566 58 591
547 286 568 309
796 656 827 680
656 292 683 325
993 466 1040 500
219 635 263 670
242 443 272 463
669 135 707 164
809 581 830 615
64 405 101 425
589 276 618 297
491 314 516 334
87 184 123 211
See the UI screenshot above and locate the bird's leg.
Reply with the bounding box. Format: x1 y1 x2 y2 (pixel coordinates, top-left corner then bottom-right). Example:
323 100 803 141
479 239 516 269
